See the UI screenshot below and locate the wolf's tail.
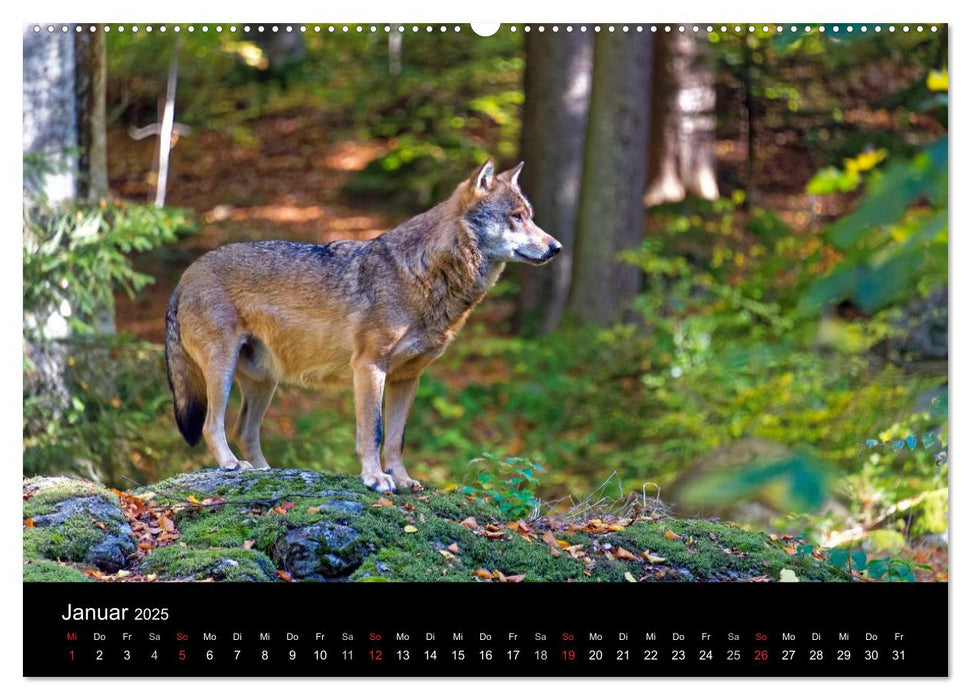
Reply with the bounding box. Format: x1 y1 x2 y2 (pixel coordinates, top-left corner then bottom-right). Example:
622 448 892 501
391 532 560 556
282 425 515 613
165 290 206 446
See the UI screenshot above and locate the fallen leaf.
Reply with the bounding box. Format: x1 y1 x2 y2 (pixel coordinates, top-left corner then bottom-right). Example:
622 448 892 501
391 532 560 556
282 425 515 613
474 568 492 580
242 540 256 550
503 573 526 583
708 532 717 541
615 547 636 561
307 506 320 514
93 520 107 531
403 525 418 533
642 551 667 564
459 516 479 530
447 542 460 554
664 530 682 541
779 568 799 583
277 570 294 582
23 518 34 528
624 571 637 583
372 497 394 509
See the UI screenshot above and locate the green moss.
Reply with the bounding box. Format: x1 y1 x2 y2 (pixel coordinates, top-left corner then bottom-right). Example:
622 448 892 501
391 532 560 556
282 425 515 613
23 559 92 582
24 512 108 562
140 545 277 582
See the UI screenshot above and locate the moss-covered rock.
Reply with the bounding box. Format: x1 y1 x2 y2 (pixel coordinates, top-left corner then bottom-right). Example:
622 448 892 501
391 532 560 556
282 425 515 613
139 546 277 582
23 476 135 572
24 468 852 583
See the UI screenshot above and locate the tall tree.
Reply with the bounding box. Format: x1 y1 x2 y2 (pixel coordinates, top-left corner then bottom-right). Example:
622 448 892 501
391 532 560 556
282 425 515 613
567 32 653 325
644 31 719 206
23 26 78 203
513 28 593 336
73 27 108 200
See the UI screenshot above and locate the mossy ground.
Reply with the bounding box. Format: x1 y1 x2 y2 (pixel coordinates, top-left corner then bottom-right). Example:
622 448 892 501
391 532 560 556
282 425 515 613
24 468 851 582
23 559 92 583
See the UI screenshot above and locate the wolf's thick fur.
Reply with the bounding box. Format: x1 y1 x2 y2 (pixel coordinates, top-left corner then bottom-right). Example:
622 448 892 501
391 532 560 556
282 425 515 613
165 160 561 491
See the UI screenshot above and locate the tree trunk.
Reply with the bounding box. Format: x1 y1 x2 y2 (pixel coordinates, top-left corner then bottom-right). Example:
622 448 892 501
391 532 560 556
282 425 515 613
567 32 653 325
74 26 115 334
74 27 108 200
23 26 78 203
644 31 719 207
513 28 593 336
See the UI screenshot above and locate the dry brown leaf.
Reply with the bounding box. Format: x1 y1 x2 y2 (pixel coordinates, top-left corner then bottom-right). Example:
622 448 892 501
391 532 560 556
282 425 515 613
624 571 637 583
23 518 34 528
460 516 479 530
474 568 492 580
664 529 681 541
242 539 256 550
277 570 294 582
615 547 636 561
307 506 321 514
447 542 460 554
372 496 394 508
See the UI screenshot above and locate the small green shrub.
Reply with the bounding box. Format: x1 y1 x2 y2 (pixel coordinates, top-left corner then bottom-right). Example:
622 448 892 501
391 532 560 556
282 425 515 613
460 453 546 520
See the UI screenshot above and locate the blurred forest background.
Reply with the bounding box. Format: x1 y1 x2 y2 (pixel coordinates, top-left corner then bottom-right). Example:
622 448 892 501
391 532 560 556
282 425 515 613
23 24 947 579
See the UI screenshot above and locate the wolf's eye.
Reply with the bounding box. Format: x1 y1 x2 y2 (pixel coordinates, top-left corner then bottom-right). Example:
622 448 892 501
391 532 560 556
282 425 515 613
512 212 525 224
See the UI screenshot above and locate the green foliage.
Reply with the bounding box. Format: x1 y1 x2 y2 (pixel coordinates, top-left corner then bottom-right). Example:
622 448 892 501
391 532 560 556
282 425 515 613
23 168 196 485
343 56 524 209
460 453 547 519
804 140 947 314
825 549 930 582
23 196 193 340
23 339 179 484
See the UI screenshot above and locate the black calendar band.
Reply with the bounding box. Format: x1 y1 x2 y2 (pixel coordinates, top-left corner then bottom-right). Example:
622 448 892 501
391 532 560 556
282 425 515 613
24 582 948 677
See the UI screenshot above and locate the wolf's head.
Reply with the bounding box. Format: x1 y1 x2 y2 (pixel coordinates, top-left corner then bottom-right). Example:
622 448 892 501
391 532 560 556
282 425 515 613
460 160 562 265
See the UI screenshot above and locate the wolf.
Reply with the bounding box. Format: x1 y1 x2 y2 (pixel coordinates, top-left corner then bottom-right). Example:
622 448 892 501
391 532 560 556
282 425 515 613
165 160 561 492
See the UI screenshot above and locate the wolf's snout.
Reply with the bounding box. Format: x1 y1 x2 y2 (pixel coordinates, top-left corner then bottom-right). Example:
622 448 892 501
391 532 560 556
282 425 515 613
545 239 563 259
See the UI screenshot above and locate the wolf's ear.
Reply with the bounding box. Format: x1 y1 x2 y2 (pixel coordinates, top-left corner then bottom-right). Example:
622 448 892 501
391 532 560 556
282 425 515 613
500 161 524 187
470 159 495 194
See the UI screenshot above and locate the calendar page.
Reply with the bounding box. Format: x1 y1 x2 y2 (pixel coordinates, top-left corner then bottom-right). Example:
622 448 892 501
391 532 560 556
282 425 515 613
22 20 948 678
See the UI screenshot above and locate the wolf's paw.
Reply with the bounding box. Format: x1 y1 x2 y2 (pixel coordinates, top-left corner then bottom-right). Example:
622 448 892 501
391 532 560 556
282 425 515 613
242 461 272 471
219 460 254 472
362 472 396 493
393 475 423 492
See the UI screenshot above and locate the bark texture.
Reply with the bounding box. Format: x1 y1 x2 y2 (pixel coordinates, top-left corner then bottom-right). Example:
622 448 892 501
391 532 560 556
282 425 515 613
514 28 594 336
568 32 653 325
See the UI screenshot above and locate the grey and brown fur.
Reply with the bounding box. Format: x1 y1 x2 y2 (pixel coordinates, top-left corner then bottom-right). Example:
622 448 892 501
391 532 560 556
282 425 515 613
165 160 561 492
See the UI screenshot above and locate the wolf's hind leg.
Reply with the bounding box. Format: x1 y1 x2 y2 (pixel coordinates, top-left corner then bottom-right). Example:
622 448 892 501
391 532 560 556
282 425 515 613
352 360 395 492
383 376 421 491
233 376 277 470
201 347 253 472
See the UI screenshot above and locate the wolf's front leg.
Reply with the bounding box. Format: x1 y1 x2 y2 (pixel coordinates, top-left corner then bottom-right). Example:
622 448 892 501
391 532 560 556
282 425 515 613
352 361 395 492
383 376 422 491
